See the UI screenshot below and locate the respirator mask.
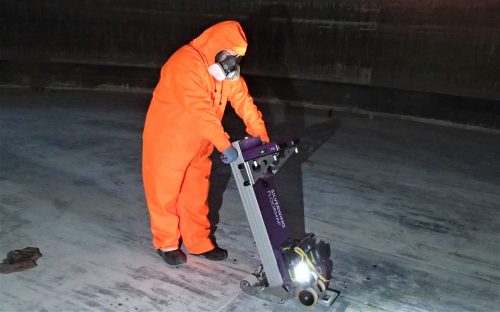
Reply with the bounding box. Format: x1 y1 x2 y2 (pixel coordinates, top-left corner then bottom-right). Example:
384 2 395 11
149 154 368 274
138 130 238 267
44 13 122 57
208 50 242 81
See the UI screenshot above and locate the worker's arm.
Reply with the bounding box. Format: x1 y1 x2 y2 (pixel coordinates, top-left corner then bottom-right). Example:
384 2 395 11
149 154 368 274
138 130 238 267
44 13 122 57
228 77 270 142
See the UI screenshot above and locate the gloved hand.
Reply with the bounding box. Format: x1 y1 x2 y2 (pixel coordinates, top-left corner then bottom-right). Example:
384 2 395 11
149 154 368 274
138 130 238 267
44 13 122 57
220 146 238 164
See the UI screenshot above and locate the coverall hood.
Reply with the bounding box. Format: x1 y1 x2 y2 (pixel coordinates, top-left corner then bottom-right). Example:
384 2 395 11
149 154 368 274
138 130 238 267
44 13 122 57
190 20 248 64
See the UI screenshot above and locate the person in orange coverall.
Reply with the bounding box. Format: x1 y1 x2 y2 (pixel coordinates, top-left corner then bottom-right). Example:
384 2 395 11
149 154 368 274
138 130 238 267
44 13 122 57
142 21 269 265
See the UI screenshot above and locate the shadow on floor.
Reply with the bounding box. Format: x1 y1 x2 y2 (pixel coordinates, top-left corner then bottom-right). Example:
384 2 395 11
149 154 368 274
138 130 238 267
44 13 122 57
208 3 341 245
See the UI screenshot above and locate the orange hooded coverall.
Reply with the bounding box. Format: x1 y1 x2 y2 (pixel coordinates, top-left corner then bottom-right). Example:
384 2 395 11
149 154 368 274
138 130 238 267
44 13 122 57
142 21 269 254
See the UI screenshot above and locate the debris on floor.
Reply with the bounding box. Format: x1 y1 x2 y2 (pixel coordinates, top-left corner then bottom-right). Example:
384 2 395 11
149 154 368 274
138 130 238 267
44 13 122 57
0 247 43 274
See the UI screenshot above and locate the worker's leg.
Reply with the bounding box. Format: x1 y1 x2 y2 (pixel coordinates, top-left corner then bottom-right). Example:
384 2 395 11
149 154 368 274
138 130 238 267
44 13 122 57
142 136 193 251
177 142 215 254
143 166 186 250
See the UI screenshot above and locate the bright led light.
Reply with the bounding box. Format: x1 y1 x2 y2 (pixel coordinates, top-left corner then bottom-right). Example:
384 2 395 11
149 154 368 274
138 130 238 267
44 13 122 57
293 261 311 283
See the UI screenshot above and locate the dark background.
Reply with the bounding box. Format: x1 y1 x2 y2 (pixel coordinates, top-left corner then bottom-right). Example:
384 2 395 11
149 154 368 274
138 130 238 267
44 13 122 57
1 0 499 127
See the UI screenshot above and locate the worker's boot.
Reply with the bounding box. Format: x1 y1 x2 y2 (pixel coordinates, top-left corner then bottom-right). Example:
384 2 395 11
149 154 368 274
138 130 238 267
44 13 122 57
194 246 228 261
157 249 187 265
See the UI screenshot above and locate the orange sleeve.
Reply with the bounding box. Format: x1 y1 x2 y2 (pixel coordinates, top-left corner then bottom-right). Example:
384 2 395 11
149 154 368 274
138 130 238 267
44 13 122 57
229 77 270 142
172 56 232 152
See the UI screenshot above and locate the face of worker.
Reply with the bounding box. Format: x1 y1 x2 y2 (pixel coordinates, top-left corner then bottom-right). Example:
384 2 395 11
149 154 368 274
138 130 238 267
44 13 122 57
208 50 242 81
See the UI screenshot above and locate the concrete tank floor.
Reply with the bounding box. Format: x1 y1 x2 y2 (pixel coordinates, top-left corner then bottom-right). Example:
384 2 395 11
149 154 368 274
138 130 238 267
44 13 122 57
0 88 499 311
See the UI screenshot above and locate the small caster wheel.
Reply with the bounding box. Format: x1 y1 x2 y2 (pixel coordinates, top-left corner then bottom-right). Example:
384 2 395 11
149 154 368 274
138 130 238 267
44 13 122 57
296 287 318 307
240 280 250 290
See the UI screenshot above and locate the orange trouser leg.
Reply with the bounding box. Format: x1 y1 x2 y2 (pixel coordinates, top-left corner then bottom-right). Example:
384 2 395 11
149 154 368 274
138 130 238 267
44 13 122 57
177 144 215 254
143 159 186 250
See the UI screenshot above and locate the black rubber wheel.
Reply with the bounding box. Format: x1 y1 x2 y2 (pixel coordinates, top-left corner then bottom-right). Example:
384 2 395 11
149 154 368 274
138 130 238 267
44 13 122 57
296 287 318 307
